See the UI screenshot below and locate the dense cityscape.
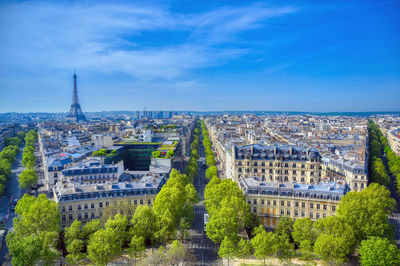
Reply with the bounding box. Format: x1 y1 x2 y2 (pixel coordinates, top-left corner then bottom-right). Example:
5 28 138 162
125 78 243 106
1 1 400 265
0 71 399 265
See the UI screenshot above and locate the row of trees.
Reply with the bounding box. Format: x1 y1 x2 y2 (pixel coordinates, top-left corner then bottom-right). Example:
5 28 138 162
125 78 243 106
368 121 391 185
204 176 255 263
0 144 20 194
6 194 60 266
0 132 25 194
19 130 38 189
185 121 200 182
201 120 218 179
216 183 399 265
63 169 199 265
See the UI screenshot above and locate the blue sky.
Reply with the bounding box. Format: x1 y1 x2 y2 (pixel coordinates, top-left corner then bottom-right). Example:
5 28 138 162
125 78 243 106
0 0 399 112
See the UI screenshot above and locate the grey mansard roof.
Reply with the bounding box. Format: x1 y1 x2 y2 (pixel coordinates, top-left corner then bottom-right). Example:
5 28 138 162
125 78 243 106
234 144 321 161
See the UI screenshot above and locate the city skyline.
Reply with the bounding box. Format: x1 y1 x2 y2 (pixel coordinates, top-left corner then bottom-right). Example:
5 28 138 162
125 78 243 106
0 0 399 112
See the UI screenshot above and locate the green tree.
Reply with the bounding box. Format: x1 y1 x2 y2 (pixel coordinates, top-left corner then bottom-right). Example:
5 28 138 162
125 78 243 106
235 238 252 264
105 213 130 246
5 137 22 147
251 227 280 265
275 216 294 242
337 183 396 245
65 220 82 246
66 239 85 264
6 234 42 266
166 150 174 158
292 217 315 246
205 165 218 179
6 194 60 265
82 219 102 244
19 168 38 189
128 235 146 266
92 149 107 157
313 216 356 262
206 203 239 244
359 237 400 266
130 205 156 245
152 151 161 158
218 236 237 266
87 228 122 266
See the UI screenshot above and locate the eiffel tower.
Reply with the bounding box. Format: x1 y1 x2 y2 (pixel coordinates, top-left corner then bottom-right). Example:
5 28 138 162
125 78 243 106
67 70 86 122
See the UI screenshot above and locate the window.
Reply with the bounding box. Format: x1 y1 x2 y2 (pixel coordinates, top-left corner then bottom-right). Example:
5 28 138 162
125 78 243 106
140 200 143 205
148 199 151 205
91 212 95 218
61 206 65 212
254 169 257 173
238 168 242 172
254 199 257 204
247 200 251 205
323 213 326 218
301 211 305 217
84 204 88 210
261 199 264 205
332 206 336 211
295 202 299 207
287 201 291 207
99 211 103 217
99 202 103 208
310 203 314 209
69 214 73 221
106 202 109 207
273 200 277 206
287 210 290 215
281 201 284 206
134 200 137 205
295 210 298 216
253 207 257 213
77 205 81 210
302 202 305 208
267 200 270 205
323 204 327 210
85 212 88 219
310 212 314 219
91 203 95 209
62 215 66 221
78 213 82 220
68 205 72 211
317 204 320 209
280 210 284 215
316 213 320 219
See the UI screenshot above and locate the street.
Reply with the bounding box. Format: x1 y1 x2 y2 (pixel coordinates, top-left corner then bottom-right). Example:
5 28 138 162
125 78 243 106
181 125 219 265
0 148 24 265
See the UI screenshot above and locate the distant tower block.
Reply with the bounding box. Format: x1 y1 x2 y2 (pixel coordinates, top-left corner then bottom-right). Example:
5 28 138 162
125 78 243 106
66 70 86 122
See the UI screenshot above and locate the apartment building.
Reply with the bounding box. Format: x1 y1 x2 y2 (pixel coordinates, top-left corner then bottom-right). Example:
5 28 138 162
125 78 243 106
239 176 349 227
227 144 322 184
54 172 167 227
321 157 367 192
388 128 400 157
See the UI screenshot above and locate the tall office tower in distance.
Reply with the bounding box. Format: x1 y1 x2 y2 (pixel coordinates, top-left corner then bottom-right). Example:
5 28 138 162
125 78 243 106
67 71 86 122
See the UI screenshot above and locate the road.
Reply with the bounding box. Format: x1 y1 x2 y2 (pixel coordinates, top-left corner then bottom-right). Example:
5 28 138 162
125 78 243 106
181 125 219 265
0 148 25 264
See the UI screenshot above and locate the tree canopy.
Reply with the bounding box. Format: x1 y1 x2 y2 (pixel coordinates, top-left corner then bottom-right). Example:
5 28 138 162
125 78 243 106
6 194 60 265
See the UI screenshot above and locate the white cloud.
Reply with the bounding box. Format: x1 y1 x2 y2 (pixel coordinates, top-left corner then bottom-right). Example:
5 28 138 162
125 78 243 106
0 1 296 80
